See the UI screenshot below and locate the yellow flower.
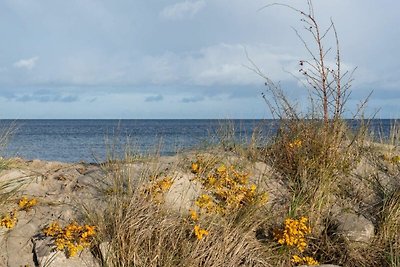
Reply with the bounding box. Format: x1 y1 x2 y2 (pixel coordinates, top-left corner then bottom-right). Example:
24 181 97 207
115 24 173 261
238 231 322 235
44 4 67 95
55 239 66 250
216 164 226 174
291 255 319 266
43 221 96 257
18 197 28 208
289 139 302 149
144 177 174 202
159 177 173 191
232 169 249 184
67 243 85 257
18 197 38 211
273 217 311 252
0 212 17 229
191 162 200 174
82 225 96 237
304 256 319 265
43 221 62 236
194 225 208 240
250 184 257 193
391 155 400 163
189 209 198 221
29 198 37 206
207 176 217 186
191 162 268 216
195 194 211 207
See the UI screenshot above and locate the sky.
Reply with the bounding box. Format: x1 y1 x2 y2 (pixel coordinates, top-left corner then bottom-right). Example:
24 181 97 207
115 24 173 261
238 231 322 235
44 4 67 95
0 0 399 119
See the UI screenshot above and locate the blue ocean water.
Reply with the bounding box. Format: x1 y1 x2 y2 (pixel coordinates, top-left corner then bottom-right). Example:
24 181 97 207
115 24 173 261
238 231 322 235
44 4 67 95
0 120 266 163
0 119 397 163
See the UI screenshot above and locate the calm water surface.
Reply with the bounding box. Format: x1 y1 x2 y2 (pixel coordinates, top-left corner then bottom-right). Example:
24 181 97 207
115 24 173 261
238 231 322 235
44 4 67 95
1 120 266 163
0 119 396 163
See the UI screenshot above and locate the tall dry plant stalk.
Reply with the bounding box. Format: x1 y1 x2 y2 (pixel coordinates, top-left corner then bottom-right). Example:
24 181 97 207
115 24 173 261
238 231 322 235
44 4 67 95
246 0 370 222
255 0 357 126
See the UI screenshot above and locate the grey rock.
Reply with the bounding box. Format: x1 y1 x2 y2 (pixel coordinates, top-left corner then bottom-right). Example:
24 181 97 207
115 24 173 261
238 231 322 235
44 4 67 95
98 241 111 262
32 236 54 258
4 215 40 267
36 250 100 267
164 171 201 212
336 212 374 243
32 235 100 267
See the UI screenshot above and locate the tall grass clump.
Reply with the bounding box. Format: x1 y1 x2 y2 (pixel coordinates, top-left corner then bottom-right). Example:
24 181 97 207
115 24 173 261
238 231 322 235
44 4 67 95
0 124 17 197
0 122 29 231
81 145 277 267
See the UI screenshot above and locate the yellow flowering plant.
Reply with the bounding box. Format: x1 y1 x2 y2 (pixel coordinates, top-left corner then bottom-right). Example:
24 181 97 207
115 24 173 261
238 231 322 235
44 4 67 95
273 216 319 266
189 209 199 221
382 154 400 164
193 225 208 240
0 211 17 229
188 158 268 241
191 162 200 174
288 139 302 149
42 221 96 257
391 155 400 164
291 255 319 266
18 196 38 211
191 160 267 216
0 196 38 230
273 217 311 252
143 176 174 203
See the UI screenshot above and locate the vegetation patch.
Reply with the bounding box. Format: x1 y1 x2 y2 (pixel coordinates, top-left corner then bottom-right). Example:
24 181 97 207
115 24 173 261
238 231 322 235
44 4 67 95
42 221 97 257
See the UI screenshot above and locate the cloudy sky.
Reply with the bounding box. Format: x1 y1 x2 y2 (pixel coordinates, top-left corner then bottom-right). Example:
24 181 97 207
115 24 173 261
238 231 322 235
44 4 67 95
0 0 399 119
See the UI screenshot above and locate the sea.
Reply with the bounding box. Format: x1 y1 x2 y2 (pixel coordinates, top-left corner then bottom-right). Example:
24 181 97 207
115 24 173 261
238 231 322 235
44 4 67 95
0 119 397 163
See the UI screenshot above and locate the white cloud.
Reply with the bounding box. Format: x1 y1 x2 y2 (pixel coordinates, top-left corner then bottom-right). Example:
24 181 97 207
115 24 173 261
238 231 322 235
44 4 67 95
187 43 296 86
141 52 180 84
13 56 39 70
139 43 299 87
160 0 206 20
2 43 354 91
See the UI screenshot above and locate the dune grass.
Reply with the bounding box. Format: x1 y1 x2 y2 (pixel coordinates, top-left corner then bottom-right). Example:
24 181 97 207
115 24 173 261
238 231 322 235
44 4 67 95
0 122 33 232
76 118 398 267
